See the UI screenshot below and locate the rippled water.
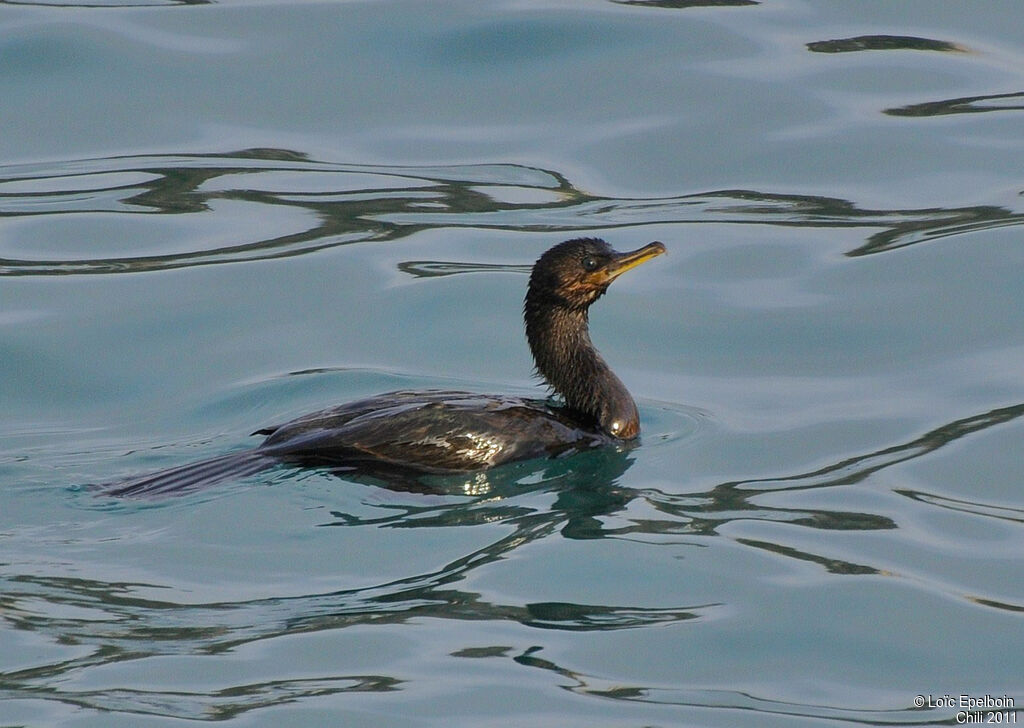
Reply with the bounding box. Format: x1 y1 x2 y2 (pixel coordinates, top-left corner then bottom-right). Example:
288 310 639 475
2 1 1023 726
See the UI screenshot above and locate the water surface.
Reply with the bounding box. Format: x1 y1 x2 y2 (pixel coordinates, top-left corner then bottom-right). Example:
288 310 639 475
2 1 1022 726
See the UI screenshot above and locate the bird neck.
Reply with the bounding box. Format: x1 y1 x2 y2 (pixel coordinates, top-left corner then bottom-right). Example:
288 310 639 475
524 301 639 439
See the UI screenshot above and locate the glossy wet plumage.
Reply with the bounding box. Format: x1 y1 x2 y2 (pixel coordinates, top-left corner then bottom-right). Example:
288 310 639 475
104 238 665 496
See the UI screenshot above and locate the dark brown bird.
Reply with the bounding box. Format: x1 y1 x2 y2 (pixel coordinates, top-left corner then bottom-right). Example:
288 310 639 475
105 238 665 496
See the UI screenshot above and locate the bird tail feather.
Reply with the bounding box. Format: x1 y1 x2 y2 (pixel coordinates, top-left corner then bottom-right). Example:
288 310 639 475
101 449 276 498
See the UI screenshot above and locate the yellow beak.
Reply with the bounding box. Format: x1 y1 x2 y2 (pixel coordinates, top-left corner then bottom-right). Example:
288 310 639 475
604 241 666 282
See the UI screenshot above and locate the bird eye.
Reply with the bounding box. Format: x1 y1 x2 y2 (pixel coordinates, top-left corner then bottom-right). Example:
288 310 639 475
581 256 599 272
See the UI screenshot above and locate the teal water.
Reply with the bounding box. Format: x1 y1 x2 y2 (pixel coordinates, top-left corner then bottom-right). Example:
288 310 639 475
2 1 1023 726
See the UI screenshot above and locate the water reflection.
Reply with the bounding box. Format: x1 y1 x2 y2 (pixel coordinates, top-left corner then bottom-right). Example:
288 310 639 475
3 149 1023 277
320 446 637 533
2 449 713 718
1 674 398 722
509 645 939 724
885 90 1024 117
896 488 1024 525
4 403 1022 717
640 403 1024 582
0 0 206 5
397 259 531 278
806 35 966 54
612 0 758 8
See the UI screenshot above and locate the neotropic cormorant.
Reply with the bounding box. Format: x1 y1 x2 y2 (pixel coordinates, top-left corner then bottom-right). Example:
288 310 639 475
105 238 665 496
